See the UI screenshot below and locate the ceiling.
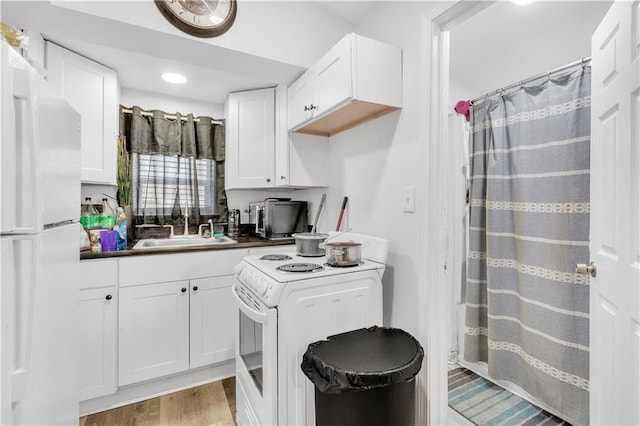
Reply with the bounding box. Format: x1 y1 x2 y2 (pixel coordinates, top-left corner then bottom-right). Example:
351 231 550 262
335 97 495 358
450 1 613 100
1 1 378 106
3 1 614 107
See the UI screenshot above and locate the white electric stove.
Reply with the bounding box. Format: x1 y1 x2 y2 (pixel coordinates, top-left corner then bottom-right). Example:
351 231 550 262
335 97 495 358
232 232 388 426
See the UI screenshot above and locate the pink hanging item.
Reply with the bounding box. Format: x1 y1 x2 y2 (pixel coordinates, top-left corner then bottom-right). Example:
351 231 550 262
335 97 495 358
454 100 472 122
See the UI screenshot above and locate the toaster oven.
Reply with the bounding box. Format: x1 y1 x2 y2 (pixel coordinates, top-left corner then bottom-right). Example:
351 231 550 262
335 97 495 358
248 199 308 240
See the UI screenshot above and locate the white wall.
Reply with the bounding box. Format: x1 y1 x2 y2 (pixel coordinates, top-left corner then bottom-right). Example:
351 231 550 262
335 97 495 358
319 2 438 336
51 0 353 68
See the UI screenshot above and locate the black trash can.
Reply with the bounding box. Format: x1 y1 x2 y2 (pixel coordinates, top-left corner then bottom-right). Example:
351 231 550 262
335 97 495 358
301 326 424 426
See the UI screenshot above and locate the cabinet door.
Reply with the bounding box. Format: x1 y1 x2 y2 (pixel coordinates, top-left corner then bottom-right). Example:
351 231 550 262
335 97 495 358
287 73 315 130
46 42 118 185
225 88 275 189
313 35 352 116
190 275 237 368
119 281 189 386
79 287 117 401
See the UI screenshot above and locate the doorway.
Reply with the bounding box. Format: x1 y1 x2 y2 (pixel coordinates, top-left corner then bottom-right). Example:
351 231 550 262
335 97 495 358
418 1 614 425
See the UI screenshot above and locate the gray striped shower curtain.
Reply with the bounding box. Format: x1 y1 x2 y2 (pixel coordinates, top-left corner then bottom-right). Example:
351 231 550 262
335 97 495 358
464 67 591 425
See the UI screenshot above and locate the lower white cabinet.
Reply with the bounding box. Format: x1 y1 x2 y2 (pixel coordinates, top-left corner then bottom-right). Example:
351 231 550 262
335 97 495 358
79 286 117 400
78 259 118 401
118 263 242 385
190 275 237 369
119 280 190 386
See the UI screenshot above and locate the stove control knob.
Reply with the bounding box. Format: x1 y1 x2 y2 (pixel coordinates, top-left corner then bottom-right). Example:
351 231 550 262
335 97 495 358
234 263 243 277
257 278 268 296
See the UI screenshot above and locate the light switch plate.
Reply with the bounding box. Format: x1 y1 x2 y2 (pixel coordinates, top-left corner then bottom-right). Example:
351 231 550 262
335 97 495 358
402 186 415 213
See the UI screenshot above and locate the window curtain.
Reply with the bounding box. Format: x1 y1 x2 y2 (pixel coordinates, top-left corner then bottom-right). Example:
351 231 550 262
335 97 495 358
464 67 591 425
119 105 227 226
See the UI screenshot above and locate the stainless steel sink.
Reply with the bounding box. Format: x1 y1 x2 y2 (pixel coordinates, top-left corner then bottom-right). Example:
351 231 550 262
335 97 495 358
132 236 237 250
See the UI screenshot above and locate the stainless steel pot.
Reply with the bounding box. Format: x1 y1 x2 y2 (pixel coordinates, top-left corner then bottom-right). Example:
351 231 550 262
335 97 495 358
292 232 329 257
323 241 362 266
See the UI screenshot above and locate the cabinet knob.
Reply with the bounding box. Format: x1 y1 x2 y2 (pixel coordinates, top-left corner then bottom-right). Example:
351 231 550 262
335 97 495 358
304 105 310 111
280 175 286 180
181 287 187 293
309 104 317 110
266 178 271 183
105 294 113 301
193 286 199 291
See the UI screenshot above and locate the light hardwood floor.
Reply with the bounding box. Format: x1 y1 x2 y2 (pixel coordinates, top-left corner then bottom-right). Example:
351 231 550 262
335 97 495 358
80 377 236 426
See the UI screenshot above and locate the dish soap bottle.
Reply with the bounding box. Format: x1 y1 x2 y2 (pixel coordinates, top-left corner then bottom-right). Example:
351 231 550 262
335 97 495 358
115 207 127 250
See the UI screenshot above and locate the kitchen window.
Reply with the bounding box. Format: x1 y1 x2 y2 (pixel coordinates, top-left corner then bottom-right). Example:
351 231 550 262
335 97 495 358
131 153 216 216
119 105 227 225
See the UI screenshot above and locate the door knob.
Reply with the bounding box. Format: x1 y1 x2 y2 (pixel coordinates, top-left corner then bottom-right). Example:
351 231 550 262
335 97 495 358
576 262 597 277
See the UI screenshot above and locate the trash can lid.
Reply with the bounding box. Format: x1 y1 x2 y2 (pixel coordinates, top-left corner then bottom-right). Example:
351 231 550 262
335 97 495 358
301 326 424 394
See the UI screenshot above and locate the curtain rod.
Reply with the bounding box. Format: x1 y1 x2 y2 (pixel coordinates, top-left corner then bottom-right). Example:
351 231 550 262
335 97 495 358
120 107 224 124
471 56 591 104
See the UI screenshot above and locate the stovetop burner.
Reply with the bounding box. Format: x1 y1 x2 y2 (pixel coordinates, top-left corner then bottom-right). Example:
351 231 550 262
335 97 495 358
324 262 363 268
276 263 325 273
260 254 293 261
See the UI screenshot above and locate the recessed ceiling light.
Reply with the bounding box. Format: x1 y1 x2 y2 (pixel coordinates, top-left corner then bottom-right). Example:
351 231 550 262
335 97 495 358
161 73 187 84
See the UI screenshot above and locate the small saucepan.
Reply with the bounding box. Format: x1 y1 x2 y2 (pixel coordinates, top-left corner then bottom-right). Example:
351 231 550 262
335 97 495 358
292 232 329 257
322 241 362 267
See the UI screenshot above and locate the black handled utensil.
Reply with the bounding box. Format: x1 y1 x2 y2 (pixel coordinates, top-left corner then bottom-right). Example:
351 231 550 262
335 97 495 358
335 196 348 231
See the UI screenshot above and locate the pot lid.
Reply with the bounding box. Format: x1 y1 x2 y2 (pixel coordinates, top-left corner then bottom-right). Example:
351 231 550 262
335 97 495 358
324 241 361 247
292 232 329 240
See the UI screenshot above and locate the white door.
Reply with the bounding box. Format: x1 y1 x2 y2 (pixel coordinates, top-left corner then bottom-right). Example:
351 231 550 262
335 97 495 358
78 287 117 401
314 35 352 115
224 88 275 189
189 276 237 368
46 42 117 185
590 1 640 425
119 281 189 386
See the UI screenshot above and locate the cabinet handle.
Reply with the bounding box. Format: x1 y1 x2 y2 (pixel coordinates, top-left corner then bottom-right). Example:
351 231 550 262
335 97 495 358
304 105 310 111
181 287 187 293
193 286 199 291
304 104 317 111
280 175 286 180
105 294 113 301
266 178 271 183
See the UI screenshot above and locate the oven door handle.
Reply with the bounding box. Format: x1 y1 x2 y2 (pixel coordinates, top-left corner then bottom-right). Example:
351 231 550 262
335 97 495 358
232 284 268 323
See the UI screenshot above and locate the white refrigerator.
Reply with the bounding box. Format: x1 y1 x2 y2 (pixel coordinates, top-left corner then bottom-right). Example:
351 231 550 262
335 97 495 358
1 41 81 424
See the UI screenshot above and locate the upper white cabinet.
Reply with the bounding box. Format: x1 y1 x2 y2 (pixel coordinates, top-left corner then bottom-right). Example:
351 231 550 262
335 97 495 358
225 87 328 189
225 88 276 189
288 33 402 137
46 42 118 185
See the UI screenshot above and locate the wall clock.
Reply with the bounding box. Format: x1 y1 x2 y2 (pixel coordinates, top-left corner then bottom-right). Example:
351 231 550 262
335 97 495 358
154 0 237 38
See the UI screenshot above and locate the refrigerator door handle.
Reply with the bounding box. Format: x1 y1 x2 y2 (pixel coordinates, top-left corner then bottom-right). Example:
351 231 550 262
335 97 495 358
7 236 39 402
3 68 42 235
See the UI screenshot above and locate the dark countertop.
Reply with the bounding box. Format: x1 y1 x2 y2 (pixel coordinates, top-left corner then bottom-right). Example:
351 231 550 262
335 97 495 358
80 235 294 260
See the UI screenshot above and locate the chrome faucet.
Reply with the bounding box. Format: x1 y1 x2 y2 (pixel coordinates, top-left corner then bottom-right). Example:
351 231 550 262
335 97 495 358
183 202 190 236
208 218 214 236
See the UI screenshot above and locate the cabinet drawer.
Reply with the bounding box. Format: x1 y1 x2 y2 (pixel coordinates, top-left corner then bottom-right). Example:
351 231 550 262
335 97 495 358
119 249 248 287
79 259 118 290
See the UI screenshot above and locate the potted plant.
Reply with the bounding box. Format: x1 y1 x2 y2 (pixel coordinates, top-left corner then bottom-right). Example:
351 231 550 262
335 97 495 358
117 135 133 238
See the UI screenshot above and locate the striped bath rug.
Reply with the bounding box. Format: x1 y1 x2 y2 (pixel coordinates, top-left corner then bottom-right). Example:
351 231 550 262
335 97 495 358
448 367 571 425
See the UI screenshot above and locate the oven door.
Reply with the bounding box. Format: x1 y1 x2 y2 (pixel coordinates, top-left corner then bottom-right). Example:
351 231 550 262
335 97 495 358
232 283 277 426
